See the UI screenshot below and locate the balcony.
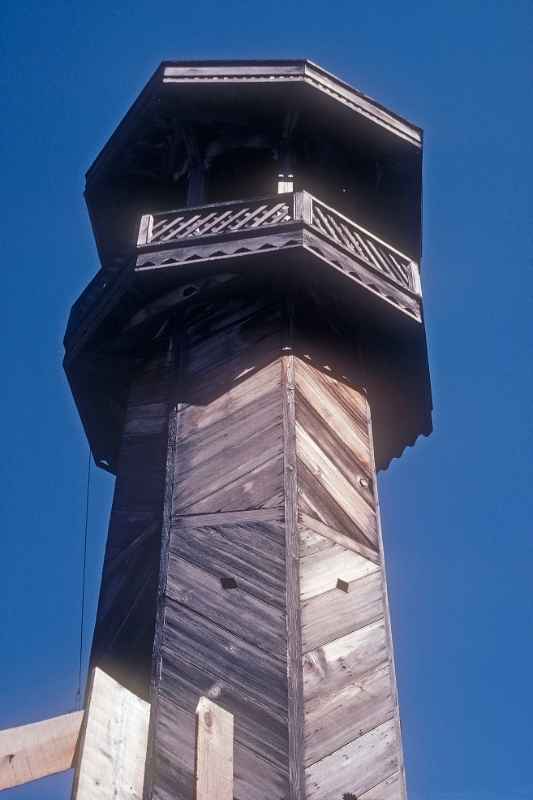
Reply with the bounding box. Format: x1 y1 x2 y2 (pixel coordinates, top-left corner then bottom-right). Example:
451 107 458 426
66 191 422 353
136 192 421 312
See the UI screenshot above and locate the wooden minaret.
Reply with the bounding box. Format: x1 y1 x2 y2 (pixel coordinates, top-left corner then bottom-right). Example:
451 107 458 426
64 60 432 800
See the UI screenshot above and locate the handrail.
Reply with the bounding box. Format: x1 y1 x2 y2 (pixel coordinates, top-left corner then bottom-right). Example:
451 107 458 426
137 191 419 294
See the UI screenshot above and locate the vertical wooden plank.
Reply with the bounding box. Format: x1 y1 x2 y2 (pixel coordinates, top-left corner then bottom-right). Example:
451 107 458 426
281 303 305 800
195 697 234 800
137 214 153 246
73 668 150 800
0 711 83 790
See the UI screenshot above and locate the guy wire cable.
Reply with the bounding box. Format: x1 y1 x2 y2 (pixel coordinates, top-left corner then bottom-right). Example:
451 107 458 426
76 446 91 709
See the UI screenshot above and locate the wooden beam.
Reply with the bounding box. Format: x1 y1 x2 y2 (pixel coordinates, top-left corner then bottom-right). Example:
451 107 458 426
73 668 149 800
0 710 83 791
195 697 234 800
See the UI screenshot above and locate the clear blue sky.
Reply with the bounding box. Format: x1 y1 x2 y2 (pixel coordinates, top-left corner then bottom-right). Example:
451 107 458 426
1 2 531 799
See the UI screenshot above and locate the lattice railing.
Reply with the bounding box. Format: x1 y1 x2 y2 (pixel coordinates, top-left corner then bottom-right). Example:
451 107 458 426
308 196 417 293
137 192 419 294
138 196 293 246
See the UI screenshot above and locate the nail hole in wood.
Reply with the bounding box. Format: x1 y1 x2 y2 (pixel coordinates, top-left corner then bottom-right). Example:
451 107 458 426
221 577 238 590
336 578 350 593
343 794 358 800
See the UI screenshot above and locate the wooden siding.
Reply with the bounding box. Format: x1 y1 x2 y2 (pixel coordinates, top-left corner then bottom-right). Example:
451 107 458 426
89 279 407 799
294 357 406 799
89 335 172 699
150 287 291 800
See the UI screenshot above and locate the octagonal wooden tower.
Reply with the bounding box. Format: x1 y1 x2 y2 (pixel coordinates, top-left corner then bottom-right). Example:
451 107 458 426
64 60 432 800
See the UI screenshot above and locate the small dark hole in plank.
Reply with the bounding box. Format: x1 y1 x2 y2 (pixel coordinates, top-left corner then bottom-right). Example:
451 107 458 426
343 794 358 800
336 578 350 593
221 577 238 590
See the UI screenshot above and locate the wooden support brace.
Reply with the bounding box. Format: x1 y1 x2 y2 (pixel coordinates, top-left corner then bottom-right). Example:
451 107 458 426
72 668 149 800
195 697 234 800
0 710 83 791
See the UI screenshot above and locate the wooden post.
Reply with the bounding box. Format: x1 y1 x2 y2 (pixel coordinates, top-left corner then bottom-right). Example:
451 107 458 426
195 698 234 800
73 668 149 800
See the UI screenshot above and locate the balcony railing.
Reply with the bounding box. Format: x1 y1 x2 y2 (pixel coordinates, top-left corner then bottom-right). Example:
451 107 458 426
138 191 419 294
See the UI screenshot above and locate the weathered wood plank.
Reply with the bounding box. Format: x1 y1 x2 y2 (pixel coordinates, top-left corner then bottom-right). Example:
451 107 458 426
359 770 405 799
303 620 389 702
305 718 400 800
299 512 380 564
298 458 376 551
73 668 149 800
159 650 288 768
295 385 375 506
153 696 289 800
195 698 233 800
282 348 305 800
165 553 286 657
0 711 82 790
301 569 384 652
300 534 379 601
295 358 371 471
296 420 377 545
178 361 281 440
169 519 286 608
304 665 395 766
162 598 288 713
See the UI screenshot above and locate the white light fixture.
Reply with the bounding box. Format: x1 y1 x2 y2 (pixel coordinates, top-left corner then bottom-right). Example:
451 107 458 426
277 173 294 194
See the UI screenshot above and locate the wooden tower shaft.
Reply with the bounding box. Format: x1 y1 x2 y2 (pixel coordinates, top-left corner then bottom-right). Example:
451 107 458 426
91 276 406 800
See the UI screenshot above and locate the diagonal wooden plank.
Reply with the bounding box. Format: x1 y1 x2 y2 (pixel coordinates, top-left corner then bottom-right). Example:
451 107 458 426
303 620 389 702
295 387 375 507
299 512 380 564
159 650 289 768
300 533 379 601
305 718 400 800
295 358 372 471
0 711 83 790
298 457 376 552
304 665 395 766
169 519 286 609
301 568 384 652
166 553 287 658
297 421 378 545
359 770 405 799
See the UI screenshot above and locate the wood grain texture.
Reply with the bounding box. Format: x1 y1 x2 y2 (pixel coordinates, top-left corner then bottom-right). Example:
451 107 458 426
73 668 149 800
89 280 408 799
301 568 384 652
169 518 286 608
302 620 389 703
153 695 289 800
173 297 284 514
90 336 171 698
359 770 405 799
282 348 305 800
305 718 400 800
291 347 406 796
159 649 289 768
166 552 286 657
195 698 233 800
304 665 395 766
300 533 380 601
0 711 82 790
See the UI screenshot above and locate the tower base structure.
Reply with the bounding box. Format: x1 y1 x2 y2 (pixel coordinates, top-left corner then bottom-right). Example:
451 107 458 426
89 273 408 800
